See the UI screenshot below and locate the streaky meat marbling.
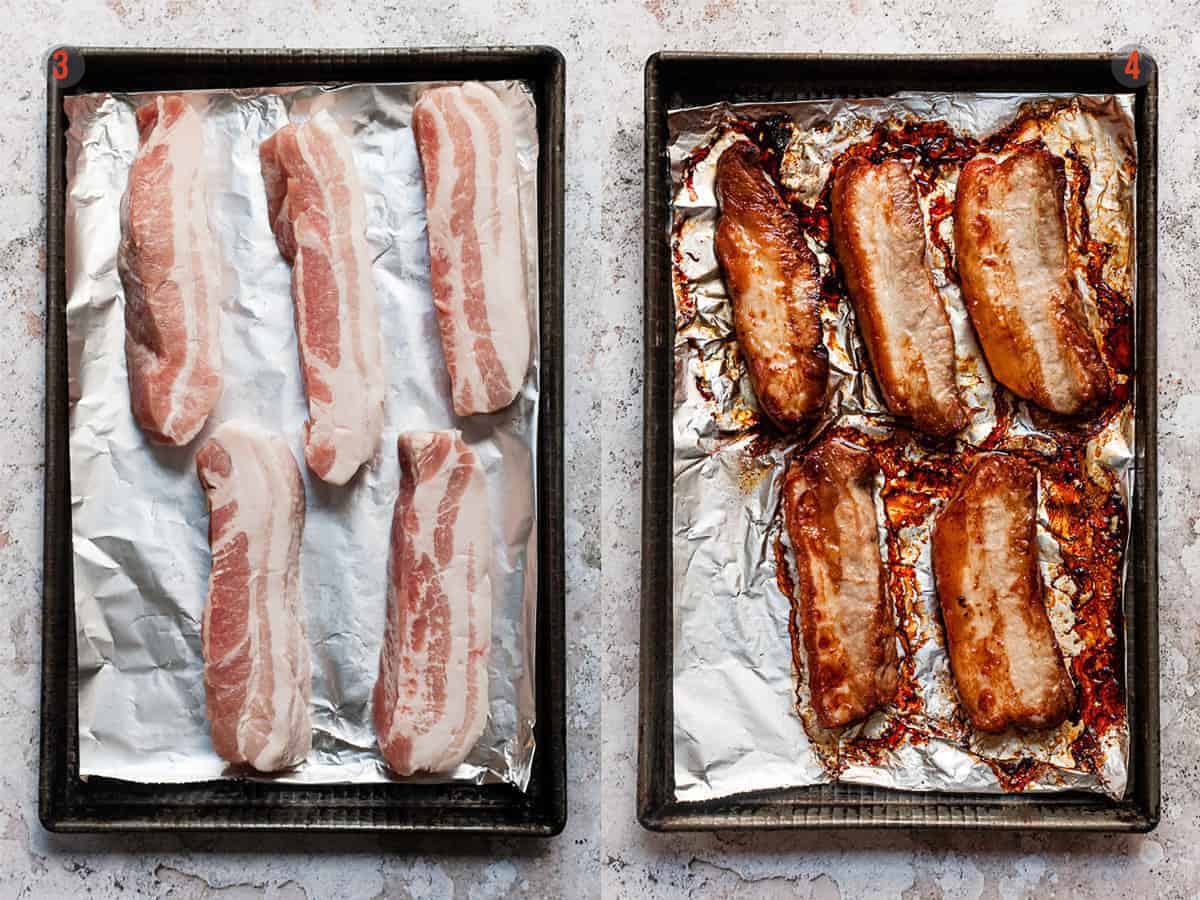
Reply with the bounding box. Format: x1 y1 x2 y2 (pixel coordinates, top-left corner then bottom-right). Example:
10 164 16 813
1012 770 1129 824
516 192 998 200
373 430 492 775
119 95 223 446
261 111 384 484
413 82 531 416
197 421 311 772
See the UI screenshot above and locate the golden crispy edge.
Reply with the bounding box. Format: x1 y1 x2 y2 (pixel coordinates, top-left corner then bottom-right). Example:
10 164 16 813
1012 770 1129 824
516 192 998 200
932 454 1075 732
953 149 1109 415
714 142 828 429
784 438 897 728
832 158 967 436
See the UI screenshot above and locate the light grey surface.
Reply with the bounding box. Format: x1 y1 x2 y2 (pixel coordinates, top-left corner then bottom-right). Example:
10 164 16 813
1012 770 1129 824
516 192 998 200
0 0 1194 897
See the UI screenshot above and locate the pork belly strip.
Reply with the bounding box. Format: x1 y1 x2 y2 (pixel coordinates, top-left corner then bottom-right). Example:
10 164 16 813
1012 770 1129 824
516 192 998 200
783 437 898 728
197 422 311 772
931 454 1075 733
373 430 492 775
118 95 222 446
831 158 968 437
953 147 1109 415
715 141 828 431
261 111 384 484
412 82 531 416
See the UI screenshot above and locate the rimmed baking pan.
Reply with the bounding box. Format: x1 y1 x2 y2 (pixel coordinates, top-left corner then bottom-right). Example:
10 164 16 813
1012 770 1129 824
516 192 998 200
42 46 565 834
639 52 1158 832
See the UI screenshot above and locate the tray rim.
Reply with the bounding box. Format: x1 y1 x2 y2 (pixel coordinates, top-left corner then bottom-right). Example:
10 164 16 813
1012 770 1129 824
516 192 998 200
41 45 567 835
638 50 1160 833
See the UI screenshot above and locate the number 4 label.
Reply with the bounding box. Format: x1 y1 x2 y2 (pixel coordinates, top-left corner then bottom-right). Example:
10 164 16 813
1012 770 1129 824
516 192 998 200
1124 50 1140 81
1113 44 1154 88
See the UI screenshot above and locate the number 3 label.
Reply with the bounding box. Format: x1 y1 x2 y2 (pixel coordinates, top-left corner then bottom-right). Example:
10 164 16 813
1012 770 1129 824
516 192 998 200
1113 44 1154 88
46 46 84 89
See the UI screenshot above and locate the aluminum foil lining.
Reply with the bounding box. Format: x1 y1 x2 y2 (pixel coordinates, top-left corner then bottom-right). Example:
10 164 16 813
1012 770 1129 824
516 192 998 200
64 80 539 788
669 93 1135 802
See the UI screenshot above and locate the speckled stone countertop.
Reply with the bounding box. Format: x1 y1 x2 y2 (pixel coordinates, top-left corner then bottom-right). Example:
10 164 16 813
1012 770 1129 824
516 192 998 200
3 0 1195 896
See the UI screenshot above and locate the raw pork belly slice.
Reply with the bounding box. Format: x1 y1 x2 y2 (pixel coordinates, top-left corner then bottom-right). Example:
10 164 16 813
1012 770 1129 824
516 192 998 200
373 430 493 776
412 82 532 416
197 421 312 772
260 111 384 484
119 95 222 446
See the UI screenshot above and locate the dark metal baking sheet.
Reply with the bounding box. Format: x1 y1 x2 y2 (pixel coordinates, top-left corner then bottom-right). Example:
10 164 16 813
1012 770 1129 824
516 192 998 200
41 46 566 835
639 52 1159 832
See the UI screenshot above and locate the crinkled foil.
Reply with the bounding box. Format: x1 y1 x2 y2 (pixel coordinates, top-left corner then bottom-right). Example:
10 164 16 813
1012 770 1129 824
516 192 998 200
669 93 1135 802
64 81 539 788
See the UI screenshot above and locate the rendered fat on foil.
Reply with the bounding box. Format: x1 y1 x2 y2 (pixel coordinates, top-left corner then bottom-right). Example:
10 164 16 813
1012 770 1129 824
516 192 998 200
667 93 1135 802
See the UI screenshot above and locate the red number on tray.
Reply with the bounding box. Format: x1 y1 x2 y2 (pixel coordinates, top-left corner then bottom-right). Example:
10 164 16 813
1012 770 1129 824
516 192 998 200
1124 49 1140 81
52 48 69 81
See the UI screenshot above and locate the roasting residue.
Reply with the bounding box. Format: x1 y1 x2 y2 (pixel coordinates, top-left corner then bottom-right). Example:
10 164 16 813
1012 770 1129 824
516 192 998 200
670 93 1134 797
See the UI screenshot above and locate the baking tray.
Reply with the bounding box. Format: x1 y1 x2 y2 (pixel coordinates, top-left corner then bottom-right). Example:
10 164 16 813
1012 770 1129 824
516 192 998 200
41 46 565 834
639 52 1159 832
